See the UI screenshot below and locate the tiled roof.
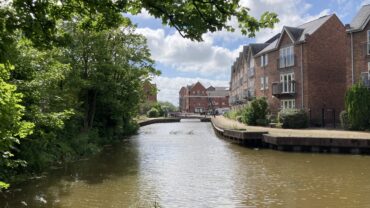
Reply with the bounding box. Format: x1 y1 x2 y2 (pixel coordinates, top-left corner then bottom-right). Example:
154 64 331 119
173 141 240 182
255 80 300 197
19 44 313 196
256 14 333 56
348 4 370 31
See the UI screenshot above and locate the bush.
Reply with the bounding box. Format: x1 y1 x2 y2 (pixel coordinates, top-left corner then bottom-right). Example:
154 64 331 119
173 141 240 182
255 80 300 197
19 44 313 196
256 118 269 126
224 108 242 120
278 109 308 129
345 83 370 130
236 116 242 122
147 108 160 118
241 97 268 125
340 111 350 130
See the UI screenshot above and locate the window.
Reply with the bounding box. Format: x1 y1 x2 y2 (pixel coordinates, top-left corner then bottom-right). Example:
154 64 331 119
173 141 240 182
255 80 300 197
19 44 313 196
281 99 296 109
368 30 370 55
250 56 255 68
280 73 295 93
261 54 268 67
279 46 294 68
260 76 269 90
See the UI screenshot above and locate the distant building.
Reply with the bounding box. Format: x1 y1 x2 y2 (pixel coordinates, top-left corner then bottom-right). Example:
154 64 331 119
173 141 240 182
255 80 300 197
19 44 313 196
143 81 157 103
179 81 229 113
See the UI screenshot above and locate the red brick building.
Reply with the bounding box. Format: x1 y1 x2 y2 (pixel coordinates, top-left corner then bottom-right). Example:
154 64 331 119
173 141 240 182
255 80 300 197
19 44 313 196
230 14 347 125
346 4 370 88
143 81 157 103
179 82 229 113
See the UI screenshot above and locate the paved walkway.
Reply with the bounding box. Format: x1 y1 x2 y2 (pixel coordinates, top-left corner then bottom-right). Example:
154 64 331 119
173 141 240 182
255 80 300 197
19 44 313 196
212 116 370 139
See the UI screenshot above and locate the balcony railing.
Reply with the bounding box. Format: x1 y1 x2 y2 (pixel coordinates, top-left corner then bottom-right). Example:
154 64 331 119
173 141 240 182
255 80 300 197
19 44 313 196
272 81 296 96
361 72 370 87
278 55 295 69
248 67 255 78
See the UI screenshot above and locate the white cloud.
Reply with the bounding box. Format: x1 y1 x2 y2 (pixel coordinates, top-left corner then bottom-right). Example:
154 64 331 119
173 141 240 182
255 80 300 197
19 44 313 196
153 76 229 106
238 0 331 42
136 28 240 79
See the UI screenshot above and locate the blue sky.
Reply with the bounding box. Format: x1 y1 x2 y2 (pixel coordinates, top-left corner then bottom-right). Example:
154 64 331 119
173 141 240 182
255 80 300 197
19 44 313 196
130 0 369 105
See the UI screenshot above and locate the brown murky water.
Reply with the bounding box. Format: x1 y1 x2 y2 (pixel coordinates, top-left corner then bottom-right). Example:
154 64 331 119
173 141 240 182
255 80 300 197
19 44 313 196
1 120 370 207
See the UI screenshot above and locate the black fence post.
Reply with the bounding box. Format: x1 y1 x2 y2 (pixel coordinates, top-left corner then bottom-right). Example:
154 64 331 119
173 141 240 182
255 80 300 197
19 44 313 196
322 108 325 127
333 109 336 128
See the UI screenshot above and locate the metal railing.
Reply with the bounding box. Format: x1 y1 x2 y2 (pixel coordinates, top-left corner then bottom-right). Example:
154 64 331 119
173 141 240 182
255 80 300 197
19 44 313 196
272 81 296 95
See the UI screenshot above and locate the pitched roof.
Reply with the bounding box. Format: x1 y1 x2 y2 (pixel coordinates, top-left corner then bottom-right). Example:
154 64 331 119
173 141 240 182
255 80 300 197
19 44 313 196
250 43 270 54
348 4 370 32
256 14 333 56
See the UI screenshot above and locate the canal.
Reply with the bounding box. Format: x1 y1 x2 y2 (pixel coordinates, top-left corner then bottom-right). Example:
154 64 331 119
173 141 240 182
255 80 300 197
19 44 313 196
1 120 370 207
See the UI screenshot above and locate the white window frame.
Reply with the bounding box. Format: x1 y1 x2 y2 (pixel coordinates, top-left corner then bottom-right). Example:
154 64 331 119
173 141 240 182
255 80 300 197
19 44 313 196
260 76 269 90
280 73 295 93
368 30 370 55
260 54 268 67
281 99 296 109
279 46 294 68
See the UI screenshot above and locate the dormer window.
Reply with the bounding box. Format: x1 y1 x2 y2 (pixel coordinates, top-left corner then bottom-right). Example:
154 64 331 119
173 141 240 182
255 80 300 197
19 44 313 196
261 54 268 67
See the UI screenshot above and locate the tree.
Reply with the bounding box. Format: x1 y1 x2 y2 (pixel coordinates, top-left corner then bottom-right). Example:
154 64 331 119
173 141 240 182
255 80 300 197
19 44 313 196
0 64 34 189
5 0 278 46
345 83 370 130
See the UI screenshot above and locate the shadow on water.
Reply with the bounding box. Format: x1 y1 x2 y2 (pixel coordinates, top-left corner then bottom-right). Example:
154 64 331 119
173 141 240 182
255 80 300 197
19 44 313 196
0 139 140 208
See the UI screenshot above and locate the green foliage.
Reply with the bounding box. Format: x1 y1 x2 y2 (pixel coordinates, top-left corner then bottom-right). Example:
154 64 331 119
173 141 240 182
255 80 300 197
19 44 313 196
256 118 269 126
5 0 279 45
340 111 351 130
158 101 178 113
0 0 279 189
278 109 308 129
241 97 268 126
345 83 370 130
224 108 242 120
0 64 34 189
147 108 160 118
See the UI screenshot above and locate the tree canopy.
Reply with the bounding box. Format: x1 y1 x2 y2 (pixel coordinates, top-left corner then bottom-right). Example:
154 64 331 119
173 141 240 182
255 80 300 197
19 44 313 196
0 0 278 189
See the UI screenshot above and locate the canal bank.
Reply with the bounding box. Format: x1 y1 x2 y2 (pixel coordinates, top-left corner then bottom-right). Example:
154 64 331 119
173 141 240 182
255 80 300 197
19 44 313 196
211 116 370 155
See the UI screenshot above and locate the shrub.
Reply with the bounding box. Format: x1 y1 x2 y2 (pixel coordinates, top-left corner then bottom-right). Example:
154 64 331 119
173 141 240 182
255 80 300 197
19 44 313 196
236 116 242 122
278 109 308 129
147 108 160 118
224 108 242 120
340 111 350 130
256 118 269 126
345 83 370 130
241 97 268 125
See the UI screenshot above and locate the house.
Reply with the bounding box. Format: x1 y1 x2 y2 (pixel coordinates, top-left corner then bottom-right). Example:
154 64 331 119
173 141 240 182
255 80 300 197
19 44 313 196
179 82 230 113
346 4 370 88
230 14 347 125
143 81 157 103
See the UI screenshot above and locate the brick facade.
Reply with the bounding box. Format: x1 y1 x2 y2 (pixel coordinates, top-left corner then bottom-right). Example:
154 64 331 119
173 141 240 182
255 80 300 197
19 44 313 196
143 81 157 103
230 14 347 125
179 82 230 113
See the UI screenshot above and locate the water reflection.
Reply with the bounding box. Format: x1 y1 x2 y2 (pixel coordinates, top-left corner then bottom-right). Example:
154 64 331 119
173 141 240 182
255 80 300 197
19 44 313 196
1 120 370 207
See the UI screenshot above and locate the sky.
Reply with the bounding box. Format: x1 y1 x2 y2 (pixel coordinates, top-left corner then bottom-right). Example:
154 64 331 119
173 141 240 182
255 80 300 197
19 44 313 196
129 0 370 106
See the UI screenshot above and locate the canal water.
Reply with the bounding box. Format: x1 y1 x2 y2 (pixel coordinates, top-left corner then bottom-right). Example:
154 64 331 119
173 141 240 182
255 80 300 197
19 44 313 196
1 120 370 207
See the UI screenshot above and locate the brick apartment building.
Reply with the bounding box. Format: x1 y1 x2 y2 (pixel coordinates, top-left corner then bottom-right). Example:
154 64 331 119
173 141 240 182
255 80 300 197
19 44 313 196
179 82 229 113
346 4 370 88
143 81 157 103
230 14 347 125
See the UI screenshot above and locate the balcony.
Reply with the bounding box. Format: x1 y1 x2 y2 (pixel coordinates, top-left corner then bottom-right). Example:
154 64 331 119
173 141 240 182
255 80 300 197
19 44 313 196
272 81 296 97
361 72 370 87
248 67 255 78
243 88 255 100
278 55 296 69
